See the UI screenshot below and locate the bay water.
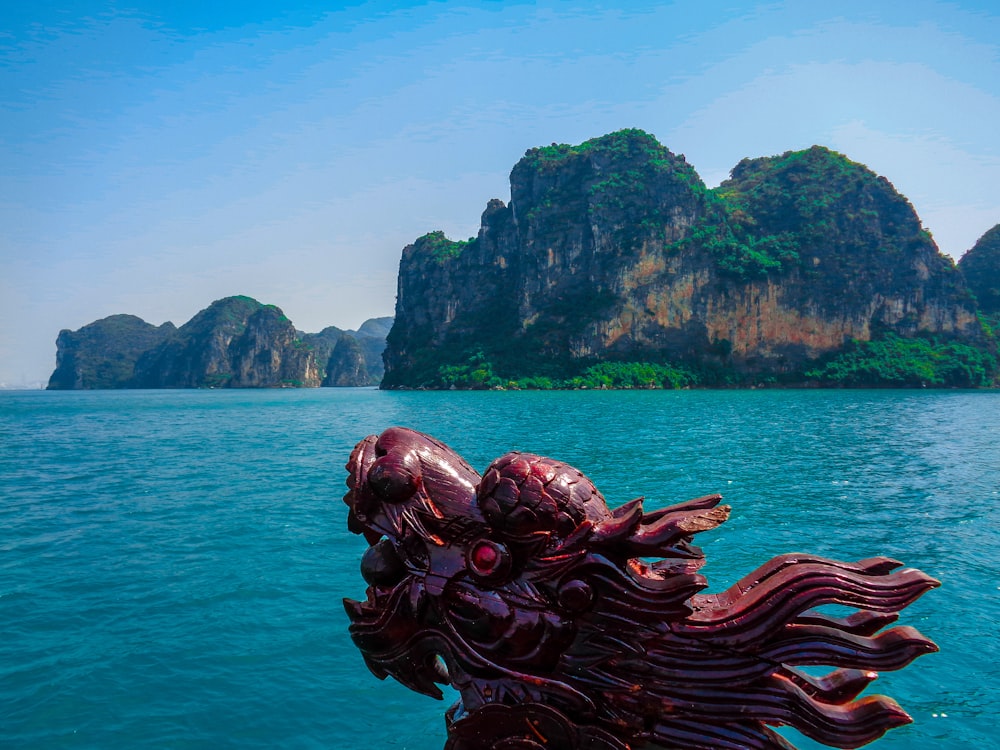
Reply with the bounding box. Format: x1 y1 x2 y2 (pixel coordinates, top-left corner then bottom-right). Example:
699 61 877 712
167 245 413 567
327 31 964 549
1 388 997 748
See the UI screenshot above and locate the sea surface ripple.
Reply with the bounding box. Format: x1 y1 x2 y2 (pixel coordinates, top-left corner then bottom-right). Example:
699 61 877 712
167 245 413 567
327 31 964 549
1 388 997 748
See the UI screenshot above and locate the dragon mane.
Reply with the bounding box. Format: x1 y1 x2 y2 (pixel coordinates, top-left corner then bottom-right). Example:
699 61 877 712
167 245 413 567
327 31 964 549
343 427 938 750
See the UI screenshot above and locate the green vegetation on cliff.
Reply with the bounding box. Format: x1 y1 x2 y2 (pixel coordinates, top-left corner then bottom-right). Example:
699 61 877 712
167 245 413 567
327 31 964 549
516 129 706 249
131 296 319 388
47 315 176 390
805 333 997 387
522 129 681 169
423 336 996 390
959 224 1000 315
522 130 704 192
383 129 993 390
564 361 696 389
699 146 929 281
433 349 697 390
412 231 476 263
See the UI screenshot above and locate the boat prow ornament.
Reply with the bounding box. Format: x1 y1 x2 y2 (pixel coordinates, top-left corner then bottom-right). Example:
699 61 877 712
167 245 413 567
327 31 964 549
343 427 939 749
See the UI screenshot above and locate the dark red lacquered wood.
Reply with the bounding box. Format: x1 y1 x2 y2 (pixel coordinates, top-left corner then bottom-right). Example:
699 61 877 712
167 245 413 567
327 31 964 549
343 427 939 750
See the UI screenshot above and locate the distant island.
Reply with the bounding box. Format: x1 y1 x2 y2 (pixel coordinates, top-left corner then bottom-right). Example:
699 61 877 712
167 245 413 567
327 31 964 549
383 129 1000 389
47 296 391 389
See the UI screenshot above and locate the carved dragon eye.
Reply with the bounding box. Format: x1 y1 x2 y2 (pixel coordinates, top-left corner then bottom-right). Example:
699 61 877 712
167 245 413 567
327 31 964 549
361 538 406 587
466 539 511 581
367 454 419 503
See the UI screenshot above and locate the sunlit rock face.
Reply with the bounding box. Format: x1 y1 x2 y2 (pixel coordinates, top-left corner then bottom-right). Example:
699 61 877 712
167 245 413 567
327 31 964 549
323 334 370 387
383 129 984 388
132 296 321 389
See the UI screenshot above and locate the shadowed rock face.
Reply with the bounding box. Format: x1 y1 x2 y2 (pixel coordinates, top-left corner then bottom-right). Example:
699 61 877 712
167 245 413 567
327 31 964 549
131 296 321 388
383 130 984 388
960 224 1000 314
323 335 370 387
47 315 176 390
302 316 392 387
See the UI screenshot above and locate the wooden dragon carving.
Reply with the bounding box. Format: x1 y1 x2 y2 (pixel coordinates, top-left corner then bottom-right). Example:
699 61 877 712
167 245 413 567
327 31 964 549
343 427 938 749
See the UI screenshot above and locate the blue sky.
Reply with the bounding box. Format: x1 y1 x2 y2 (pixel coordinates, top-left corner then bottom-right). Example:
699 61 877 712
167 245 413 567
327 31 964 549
2 0 999 386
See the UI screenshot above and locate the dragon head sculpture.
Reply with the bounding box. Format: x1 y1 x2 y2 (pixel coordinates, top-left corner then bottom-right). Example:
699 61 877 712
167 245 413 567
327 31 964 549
343 427 938 750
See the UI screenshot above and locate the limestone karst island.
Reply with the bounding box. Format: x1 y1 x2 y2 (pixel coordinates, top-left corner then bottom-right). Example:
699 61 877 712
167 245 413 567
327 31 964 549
49 129 1000 390
47 296 391 390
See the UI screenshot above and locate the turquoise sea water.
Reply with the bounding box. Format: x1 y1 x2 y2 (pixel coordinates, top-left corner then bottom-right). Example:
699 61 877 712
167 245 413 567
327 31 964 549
1 388 997 749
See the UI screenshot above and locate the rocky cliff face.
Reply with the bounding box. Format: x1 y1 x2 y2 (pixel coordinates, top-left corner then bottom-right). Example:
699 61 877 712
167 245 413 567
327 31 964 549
351 318 393 384
47 315 176 389
301 316 391 386
383 130 985 387
959 224 1000 315
49 297 391 389
132 296 321 388
323 335 370 386
300 326 347 383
